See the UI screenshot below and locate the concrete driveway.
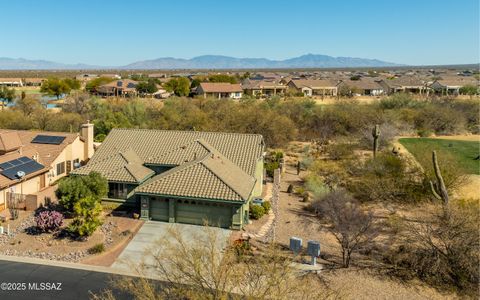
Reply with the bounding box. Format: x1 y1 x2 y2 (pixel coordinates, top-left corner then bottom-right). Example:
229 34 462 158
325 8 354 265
111 221 231 275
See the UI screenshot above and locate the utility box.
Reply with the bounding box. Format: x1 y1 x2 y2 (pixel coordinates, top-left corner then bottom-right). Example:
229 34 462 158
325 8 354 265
289 237 302 254
307 241 320 257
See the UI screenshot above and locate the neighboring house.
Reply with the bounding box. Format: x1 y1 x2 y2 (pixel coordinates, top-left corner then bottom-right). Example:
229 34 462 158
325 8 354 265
337 79 385 96
96 79 139 97
153 88 171 99
75 74 99 82
429 77 479 95
0 78 23 87
241 79 287 97
0 122 94 212
196 83 243 99
287 79 338 97
23 78 45 87
72 129 265 229
377 77 429 95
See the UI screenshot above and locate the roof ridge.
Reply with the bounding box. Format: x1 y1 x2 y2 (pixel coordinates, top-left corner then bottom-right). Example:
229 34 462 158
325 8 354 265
110 128 263 138
200 159 246 200
199 151 254 201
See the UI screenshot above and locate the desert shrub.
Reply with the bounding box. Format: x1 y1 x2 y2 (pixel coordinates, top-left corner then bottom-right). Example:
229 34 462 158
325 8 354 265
379 93 424 110
414 105 466 135
347 153 426 203
304 174 329 199
35 210 64 233
88 243 105 254
68 195 103 237
324 142 355 160
249 205 265 220
261 201 271 213
385 201 479 297
417 128 434 137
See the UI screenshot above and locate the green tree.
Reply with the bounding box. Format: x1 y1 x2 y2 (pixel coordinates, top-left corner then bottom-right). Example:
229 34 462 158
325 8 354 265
85 77 115 92
136 79 158 95
64 78 81 90
208 74 238 84
0 86 16 110
164 77 190 96
68 195 103 237
56 172 108 213
459 84 479 96
40 78 71 99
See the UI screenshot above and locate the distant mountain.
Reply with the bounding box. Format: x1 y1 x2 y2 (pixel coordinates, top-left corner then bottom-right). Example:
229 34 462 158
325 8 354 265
0 57 104 70
122 54 401 69
0 54 401 70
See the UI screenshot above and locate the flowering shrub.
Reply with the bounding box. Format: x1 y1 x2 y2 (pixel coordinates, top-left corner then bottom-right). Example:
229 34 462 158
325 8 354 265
35 211 64 232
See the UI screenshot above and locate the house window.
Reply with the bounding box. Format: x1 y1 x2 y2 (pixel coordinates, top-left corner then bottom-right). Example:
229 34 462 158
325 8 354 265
56 162 65 175
108 182 128 199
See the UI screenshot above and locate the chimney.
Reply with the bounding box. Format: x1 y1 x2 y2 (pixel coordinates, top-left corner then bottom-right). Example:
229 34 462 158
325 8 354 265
81 120 94 160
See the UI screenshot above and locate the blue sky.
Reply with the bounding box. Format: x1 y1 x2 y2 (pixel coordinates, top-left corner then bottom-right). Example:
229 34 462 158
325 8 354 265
1 0 478 66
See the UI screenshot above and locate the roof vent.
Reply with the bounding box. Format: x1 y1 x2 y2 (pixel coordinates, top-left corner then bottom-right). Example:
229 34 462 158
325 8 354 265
16 171 26 178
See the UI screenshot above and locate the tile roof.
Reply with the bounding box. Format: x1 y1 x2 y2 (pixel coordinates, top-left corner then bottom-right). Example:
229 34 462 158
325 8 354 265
0 130 79 167
72 129 264 202
135 140 255 201
199 82 243 93
72 149 154 183
86 129 264 176
339 78 384 90
289 79 337 89
0 132 22 152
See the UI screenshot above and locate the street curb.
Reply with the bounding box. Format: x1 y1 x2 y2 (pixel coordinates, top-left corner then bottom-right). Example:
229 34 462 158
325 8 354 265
0 254 159 280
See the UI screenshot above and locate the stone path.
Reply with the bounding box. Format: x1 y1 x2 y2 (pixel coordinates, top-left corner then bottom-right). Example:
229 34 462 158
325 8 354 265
248 170 280 241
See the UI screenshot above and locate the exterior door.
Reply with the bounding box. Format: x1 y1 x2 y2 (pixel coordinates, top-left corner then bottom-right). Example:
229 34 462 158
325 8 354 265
150 198 169 221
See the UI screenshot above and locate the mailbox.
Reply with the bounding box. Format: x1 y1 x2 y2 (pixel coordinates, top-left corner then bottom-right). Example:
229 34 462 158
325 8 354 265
289 237 302 254
307 241 320 257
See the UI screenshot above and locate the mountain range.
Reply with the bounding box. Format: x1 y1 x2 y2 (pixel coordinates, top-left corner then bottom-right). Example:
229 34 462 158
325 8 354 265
0 54 401 70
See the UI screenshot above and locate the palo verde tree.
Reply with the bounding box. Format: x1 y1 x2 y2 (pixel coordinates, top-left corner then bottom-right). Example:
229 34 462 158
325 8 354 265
40 77 78 99
0 86 16 110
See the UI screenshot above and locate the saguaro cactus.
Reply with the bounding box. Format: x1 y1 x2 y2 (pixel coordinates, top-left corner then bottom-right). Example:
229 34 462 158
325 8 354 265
429 151 449 206
372 124 380 158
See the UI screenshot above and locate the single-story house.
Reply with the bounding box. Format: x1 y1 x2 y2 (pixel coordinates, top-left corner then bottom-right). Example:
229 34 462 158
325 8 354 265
377 77 429 95
287 79 338 97
242 79 287 97
0 122 94 212
0 78 23 87
72 129 264 229
337 79 385 96
196 83 243 99
23 78 45 87
75 74 99 82
429 77 479 95
96 79 139 97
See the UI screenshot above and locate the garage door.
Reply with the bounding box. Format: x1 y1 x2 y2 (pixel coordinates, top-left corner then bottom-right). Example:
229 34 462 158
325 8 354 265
176 200 232 228
150 198 169 221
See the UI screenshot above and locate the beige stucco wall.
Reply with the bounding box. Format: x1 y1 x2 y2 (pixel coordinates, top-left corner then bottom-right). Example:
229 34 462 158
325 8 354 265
252 156 264 198
0 175 42 209
48 137 85 185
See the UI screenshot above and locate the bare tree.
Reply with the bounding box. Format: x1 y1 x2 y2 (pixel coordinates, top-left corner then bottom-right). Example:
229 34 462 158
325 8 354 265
314 189 378 267
63 91 92 115
95 226 336 300
387 202 479 296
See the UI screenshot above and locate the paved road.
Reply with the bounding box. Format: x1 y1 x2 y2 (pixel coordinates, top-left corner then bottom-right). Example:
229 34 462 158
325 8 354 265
112 221 231 275
0 260 131 300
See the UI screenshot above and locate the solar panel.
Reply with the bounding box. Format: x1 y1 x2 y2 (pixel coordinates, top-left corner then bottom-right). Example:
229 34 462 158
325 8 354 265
0 156 45 180
31 135 66 145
